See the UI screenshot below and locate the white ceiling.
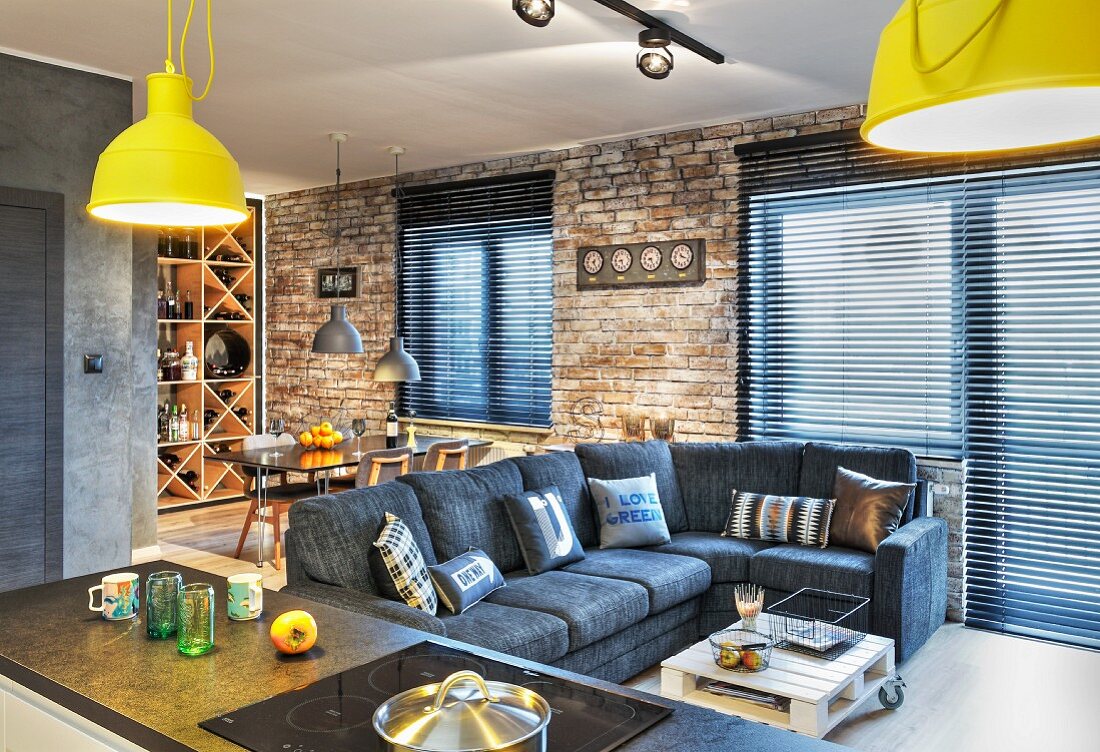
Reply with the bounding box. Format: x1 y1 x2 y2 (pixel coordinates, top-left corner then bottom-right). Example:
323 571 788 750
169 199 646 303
0 1 896 195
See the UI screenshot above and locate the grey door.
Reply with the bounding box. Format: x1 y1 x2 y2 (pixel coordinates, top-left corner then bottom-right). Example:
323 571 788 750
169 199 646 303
0 188 63 591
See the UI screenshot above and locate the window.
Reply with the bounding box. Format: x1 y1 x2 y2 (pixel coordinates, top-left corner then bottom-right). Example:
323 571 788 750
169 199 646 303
397 172 553 427
737 132 1100 649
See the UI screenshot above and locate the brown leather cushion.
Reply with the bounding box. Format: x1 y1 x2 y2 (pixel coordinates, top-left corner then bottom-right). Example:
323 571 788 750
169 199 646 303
830 467 915 553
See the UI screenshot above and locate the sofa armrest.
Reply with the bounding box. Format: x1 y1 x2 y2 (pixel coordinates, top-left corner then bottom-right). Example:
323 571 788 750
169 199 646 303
872 516 948 662
281 581 446 636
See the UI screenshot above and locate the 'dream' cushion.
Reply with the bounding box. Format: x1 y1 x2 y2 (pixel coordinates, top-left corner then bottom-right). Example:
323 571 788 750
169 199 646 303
588 473 672 549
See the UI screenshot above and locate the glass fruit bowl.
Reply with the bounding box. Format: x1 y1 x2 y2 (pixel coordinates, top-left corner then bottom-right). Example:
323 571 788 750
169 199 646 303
708 628 773 673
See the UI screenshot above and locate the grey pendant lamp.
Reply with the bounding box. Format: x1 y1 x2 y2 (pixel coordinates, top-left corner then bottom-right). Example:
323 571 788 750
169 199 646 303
312 132 364 354
373 146 421 382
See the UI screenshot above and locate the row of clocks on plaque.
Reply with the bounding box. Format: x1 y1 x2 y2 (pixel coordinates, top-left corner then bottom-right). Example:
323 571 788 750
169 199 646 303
576 239 706 288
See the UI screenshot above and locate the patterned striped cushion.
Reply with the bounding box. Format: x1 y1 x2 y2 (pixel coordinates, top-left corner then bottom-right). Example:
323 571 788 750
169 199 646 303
373 513 438 614
721 491 835 548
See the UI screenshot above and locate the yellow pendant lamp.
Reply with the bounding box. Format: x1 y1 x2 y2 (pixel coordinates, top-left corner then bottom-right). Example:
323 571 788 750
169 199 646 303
863 0 1100 153
88 0 246 226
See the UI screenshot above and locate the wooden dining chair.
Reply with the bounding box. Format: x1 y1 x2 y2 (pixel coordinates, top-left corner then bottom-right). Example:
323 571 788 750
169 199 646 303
233 433 316 570
355 446 415 488
421 439 469 472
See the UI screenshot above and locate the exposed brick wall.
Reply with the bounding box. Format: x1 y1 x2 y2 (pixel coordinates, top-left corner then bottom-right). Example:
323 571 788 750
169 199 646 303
264 102 966 621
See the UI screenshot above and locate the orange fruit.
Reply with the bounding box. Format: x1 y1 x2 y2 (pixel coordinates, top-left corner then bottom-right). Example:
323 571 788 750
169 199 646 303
299 431 313 447
319 421 333 437
270 610 317 655
320 435 334 450
311 425 322 437
332 431 343 444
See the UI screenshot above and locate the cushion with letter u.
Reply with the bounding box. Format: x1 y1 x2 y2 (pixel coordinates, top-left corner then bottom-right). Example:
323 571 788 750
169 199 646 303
502 485 585 574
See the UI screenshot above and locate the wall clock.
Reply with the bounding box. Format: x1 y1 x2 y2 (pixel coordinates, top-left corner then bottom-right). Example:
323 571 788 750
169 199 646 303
576 239 706 288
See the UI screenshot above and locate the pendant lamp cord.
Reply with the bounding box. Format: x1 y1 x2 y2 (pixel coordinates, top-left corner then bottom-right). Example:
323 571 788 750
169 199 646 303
393 150 403 338
909 0 1008 74
334 140 343 276
164 0 216 101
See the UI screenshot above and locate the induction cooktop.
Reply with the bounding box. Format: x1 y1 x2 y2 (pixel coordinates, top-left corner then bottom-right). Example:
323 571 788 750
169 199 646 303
199 641 672 752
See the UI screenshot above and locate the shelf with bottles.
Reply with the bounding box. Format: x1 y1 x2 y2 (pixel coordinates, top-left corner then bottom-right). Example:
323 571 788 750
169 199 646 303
156 337 202 384
157 441 203 502
203 214 254 263
202 393 253 440
156 262 201 323
204 460 248 500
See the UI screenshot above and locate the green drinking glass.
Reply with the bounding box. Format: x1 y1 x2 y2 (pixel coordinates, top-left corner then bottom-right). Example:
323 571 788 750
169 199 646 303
146 571 182 639
177 583 215 656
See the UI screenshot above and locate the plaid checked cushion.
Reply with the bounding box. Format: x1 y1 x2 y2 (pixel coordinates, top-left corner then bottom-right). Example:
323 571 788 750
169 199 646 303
722 491 836 548
373 512 438 614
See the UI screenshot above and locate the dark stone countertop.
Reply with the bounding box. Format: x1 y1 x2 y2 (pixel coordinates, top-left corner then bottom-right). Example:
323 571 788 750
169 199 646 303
0 561 843 751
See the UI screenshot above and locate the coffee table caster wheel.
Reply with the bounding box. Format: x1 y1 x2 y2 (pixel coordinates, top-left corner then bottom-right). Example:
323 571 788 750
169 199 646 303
879 682 905 709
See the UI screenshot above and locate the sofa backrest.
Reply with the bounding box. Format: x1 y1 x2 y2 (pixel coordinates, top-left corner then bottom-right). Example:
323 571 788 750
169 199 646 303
286 481 435 594
670 440 805 533
398 461 526 572
574 440 689 534
798 441 919 524
507 452 598 549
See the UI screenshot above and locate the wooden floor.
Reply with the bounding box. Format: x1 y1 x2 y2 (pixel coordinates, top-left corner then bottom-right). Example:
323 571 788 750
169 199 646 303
159 500 1098 752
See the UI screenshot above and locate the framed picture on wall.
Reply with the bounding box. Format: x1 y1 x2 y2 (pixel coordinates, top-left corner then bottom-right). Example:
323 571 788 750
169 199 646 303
317 267 359 299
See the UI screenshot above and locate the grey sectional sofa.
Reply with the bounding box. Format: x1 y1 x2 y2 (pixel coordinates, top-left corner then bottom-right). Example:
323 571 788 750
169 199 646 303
283 439 948 683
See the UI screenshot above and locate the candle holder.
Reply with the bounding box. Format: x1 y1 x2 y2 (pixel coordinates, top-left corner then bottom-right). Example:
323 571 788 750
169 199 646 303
735 584 765 632
621 412 646 442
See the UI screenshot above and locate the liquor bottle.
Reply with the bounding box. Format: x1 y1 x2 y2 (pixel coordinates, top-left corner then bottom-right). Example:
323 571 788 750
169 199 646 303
179 404 190 441
165 281 176 319
161 347 182 381
386 402 399 449
183 290 194 320
191 411 201 441
156 289 165 319
158 400 170 442
173 288 182 320
169 404 179 442
181 341 199 381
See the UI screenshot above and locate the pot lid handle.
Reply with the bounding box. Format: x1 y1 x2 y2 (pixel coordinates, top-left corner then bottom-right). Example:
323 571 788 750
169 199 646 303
425 671 499 714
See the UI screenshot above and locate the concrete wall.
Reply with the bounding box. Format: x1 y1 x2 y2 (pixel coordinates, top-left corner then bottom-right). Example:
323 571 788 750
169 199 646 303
0 52 156 573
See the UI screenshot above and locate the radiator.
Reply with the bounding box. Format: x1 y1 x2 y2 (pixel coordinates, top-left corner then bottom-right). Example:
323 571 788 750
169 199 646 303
471 441 531 466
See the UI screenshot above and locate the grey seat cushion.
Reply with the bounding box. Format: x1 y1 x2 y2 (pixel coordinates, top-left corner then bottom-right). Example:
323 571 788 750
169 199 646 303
287 482 435 595
575 440 689 533
439 601 570 664
398 462 525 572
485 570 649 651
508 453 597 548
798 442 918 524
561 548 711 615
670 441 805 532
750 544 876 598
643 532 777 583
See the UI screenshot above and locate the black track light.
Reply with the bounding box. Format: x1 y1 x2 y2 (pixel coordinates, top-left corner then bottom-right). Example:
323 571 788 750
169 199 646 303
636 27 673 79
513 0 554 27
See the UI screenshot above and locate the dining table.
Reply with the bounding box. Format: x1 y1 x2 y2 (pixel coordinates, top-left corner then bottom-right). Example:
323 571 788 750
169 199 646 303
205 434 493 567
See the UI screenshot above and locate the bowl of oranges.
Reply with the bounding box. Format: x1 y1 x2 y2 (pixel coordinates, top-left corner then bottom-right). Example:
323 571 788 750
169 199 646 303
708 628 773 673
298 421 347 451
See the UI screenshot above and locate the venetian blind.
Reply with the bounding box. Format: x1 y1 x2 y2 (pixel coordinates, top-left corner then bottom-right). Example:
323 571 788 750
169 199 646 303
737 131 1100 648
397 171 554 427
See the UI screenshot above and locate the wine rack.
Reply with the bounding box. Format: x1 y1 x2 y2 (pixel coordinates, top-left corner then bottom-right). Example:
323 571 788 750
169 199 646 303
156 201 263 511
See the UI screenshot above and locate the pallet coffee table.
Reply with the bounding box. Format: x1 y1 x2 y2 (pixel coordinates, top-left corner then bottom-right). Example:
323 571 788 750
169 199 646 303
660 614 903 738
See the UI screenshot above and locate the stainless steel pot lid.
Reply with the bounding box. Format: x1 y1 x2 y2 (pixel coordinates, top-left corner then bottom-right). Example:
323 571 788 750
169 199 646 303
373 670 550 752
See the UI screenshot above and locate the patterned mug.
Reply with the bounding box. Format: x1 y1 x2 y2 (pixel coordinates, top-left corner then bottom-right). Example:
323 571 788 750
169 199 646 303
227 573 263 621
88 572 140 620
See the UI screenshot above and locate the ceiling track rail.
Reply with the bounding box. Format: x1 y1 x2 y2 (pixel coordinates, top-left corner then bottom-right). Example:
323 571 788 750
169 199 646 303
589 0 725 64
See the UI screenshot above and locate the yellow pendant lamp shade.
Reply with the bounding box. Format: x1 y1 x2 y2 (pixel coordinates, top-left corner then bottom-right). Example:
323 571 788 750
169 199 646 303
863 0 1100 153
87 72 246 226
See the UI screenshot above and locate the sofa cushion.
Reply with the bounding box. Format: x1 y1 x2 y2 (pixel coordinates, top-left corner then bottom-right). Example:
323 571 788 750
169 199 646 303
643 532 776 583
799 442 918 524
439 601 570 664
831 466 915 553
750 544 876 598
671 441 805 532
575 440 688 533
398 462 525 572
428 548 506 615
561 548 711 615
509 453 597 548
288 482 436 595
723 492 835 548
485 570 649 651
502 486 585 574
374 513 438 613
588 473 672 548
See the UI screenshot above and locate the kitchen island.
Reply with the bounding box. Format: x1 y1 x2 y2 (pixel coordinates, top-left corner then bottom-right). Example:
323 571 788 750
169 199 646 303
0 562 842 751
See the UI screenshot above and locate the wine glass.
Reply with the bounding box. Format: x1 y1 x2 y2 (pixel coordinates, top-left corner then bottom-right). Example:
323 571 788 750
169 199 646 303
268 417 285 458
351 418 367 457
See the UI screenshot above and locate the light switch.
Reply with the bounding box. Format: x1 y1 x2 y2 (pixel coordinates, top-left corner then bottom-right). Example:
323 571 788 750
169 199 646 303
83 354 103 374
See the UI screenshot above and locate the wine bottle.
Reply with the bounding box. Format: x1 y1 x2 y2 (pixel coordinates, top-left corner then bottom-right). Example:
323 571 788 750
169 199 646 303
165 281 176 319
184 290 194 320
386 402 399 449
158 400 170 442
204 408 218 427
158 452 180 468
174 288 182 320
218 388 234 400
232 406 249 420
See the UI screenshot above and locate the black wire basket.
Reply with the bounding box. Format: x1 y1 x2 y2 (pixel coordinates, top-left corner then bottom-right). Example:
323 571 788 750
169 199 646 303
707 628 774 673
768 588 869 660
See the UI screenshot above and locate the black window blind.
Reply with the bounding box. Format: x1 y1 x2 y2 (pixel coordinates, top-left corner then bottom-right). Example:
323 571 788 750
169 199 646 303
398 172 553 427
737 132 1100 649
